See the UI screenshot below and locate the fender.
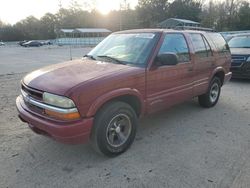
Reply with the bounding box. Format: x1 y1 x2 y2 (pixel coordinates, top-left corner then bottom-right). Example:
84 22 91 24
86 88 145 117
210 66 226 82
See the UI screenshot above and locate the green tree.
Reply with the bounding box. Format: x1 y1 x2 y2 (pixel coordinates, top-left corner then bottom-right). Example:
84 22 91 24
40 13 56 39
2 0 250 41
201 1 218 29
137 0 168 27
14 16 41 40
168 0 202 22
236 2 250 30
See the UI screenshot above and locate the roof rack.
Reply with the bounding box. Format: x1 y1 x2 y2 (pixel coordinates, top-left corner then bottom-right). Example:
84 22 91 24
174 26 215 32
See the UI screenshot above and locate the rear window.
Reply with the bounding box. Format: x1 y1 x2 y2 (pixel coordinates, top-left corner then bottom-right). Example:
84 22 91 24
207 33 229 55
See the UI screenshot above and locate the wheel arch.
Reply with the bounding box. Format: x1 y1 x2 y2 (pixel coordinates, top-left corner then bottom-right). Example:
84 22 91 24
211 67 226 85
86 88 145 118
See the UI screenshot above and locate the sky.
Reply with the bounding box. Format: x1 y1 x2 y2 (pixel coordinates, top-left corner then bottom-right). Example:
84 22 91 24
0 0 138 25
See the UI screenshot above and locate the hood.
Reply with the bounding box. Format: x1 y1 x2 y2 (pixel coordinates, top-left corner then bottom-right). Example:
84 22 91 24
23 59 134 95
230 48 250 55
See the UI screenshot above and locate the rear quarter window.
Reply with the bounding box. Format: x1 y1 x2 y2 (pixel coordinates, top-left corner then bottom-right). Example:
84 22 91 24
207 33 230 56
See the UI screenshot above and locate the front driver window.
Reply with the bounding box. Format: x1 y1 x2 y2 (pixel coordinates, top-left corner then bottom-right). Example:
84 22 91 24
159 33 190 63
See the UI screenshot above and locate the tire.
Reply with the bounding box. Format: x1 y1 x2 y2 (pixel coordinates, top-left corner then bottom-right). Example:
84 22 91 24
90 101 138 157
198 77 221 108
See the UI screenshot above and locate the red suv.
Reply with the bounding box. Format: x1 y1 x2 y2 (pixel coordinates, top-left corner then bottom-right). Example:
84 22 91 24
16 29 232 156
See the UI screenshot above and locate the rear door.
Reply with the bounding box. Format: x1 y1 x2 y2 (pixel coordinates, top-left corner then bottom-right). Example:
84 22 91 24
146 32 194 114
189 33 214 96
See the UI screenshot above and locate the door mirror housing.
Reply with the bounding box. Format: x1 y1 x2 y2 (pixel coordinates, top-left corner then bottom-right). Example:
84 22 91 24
155 53 178 66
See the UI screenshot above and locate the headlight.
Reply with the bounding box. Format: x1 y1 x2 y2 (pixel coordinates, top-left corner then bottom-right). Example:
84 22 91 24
247 56 250 62
43 92 75 108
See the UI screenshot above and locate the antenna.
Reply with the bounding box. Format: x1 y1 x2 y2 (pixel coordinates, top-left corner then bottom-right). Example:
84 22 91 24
69 45 72 60
119 3 122 31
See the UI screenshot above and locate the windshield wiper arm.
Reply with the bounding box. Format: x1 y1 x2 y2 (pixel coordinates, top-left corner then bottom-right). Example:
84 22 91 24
83 54 96 60
97 55 127 65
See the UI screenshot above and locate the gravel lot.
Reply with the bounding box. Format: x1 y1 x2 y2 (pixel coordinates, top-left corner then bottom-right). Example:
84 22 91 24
0 45 91 75
1 46 250 188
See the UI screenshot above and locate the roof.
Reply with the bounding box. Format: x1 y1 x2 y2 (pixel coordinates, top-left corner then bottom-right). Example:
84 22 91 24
115 28 208 34
220 30 250 35
73 28 111 33
175 26 214 32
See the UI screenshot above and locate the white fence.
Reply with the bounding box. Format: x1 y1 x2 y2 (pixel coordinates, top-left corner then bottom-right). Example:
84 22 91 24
55 37 105 46
2 37 105 47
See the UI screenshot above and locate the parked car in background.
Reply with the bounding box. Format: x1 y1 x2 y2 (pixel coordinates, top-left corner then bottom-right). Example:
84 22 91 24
220 31 250 41
228 34 250 79
16 29 231 156
0 42 5 46
18 40 28 46
42 40 53 45
22 41 43 47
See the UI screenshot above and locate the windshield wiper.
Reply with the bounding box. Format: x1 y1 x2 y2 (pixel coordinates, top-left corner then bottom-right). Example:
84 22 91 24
83 54 96 60
97 55 127 65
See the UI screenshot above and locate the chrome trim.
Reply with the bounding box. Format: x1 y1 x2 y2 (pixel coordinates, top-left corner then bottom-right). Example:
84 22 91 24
231 55 248 67
21 89 78 114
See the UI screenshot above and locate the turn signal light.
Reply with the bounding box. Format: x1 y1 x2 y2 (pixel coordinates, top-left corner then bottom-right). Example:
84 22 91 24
45 109 80 120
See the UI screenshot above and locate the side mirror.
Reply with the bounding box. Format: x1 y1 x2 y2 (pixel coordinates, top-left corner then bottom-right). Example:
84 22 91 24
155 53 178 66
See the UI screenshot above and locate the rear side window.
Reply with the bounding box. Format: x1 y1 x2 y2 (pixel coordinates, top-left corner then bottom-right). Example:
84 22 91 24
208 33 229 55
159 33 190 62
190 33 211 58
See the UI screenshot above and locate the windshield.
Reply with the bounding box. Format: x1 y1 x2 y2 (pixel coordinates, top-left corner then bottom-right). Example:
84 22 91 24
88 33 158 66
228 36 250 48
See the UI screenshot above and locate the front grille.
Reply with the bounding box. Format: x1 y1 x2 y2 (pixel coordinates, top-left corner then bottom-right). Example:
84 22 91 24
231 55 247 67
242 62 250 71
21 83 44 114
21 84 43 101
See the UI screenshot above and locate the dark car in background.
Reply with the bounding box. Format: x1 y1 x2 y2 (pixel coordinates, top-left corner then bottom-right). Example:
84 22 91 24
22 41 43 47
18 40 28 46
228 34 250 79
42 40 53 45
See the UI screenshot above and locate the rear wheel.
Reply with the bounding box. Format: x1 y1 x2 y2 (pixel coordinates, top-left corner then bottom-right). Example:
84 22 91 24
90 101 138 157
198 77 221 108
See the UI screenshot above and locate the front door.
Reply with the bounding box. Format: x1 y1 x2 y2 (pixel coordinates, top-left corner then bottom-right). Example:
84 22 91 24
146 33 194 114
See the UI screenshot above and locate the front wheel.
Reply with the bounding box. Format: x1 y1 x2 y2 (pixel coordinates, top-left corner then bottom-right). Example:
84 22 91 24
198 77 221 108
90 101 138 157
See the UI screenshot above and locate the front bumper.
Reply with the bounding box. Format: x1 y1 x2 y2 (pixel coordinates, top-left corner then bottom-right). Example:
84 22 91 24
16 96 93 144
